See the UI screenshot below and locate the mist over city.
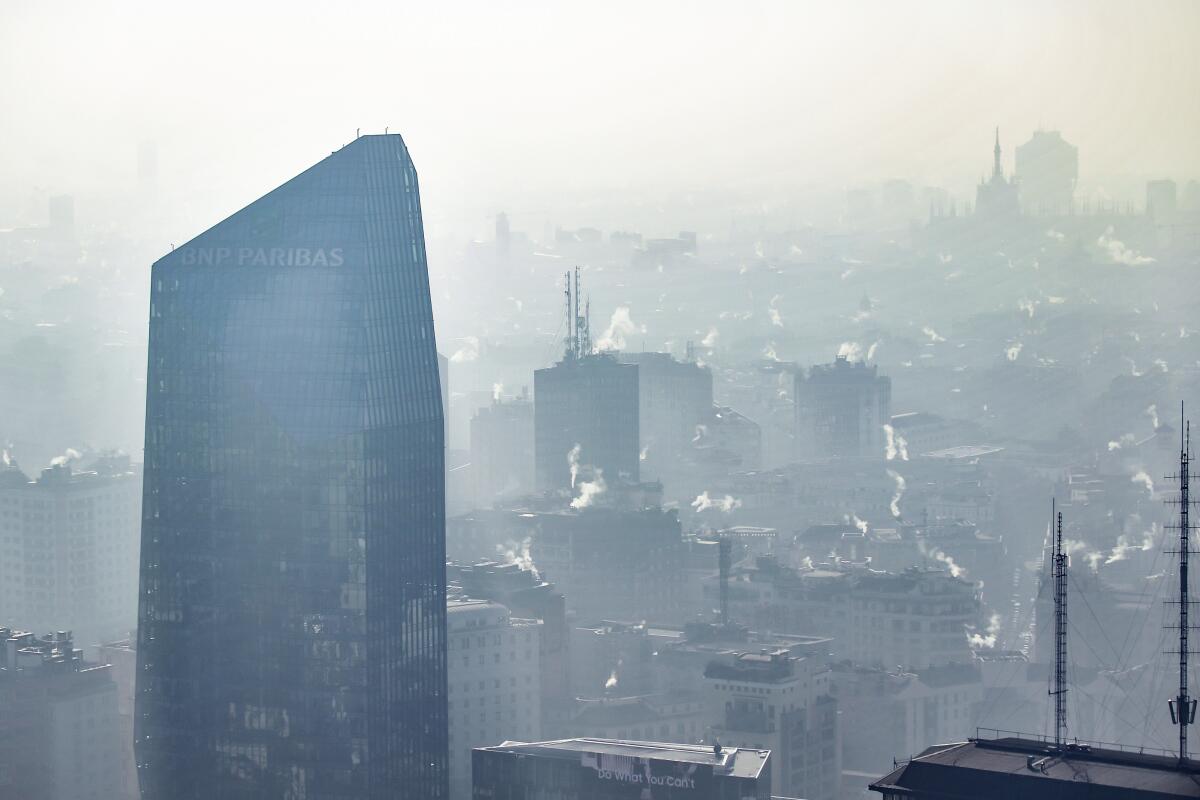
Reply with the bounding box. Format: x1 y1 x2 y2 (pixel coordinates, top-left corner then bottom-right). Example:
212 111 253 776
2 2 1199 799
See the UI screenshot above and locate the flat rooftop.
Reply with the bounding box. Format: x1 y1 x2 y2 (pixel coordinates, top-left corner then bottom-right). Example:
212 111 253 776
871 736 1200 798
478 738 770 780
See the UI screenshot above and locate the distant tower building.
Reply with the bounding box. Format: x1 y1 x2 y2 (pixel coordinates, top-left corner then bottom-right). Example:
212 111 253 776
135 135 448 798
1015 130 1078 215
534 271 639 492
1146 179 1178 223
0 455 141 648
794 356 891 460
616 352 712 481
471 393 535 504
495 212 511 255
0 629 122 800
974 128 1020 220
446 600 541 800
47 195 74 237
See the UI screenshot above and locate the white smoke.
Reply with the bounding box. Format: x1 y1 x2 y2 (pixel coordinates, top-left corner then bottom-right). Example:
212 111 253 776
1046 229 1066 242
1107 433 1136 451
692 491 742 513
492 382 504 401
1047 295 1066 304
496 537 539 580
850 514 868 534
692 425 708 443
1131 470 1154 497
887 469 906 519
595 306 642 351
918 538 964 577
701 327 719 348
604 669 618 690
967 613 1002 648
1018 298 1036 319
1005 342 1023 361
639 446 649 462
866 341 880 361
1098 227 1155 266
763 343 780 361
571 470 607 510
883 424 909 461
1154 359 1169 373
1085 551 1104 571
1146 404 1160 429
567 443 581 488
921 326 946 343
768 294 784 327
49 447 82 467
1105 525 1156 565
800 556 814 570
450 336 480 363
837 341 863 361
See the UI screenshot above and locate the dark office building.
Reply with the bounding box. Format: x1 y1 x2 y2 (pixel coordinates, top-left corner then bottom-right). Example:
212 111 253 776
472 738 771 800
794 356 891 460
870 735 1200 799
135 135 447 799
534 354 639 492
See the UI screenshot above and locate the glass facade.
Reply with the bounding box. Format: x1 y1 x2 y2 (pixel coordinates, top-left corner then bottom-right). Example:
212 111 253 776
135 134 446 799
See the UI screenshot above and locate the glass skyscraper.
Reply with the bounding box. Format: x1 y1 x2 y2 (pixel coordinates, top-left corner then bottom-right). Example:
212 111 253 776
135 134 447 799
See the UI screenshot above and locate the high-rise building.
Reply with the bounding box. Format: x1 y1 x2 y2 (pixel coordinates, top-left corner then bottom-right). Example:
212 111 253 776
447 600 541 800
135 134 447 799
1147 179 1179 224
794 356 891 460
0 628 122 800
703 649 840 800
534 355 639 492
616 351 712 481
470 394 535 505
472 738 772 799
1015 130 1078 215
0 454 141 648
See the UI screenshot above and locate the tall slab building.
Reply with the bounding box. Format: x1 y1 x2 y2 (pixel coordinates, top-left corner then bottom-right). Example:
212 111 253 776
135 135 447 799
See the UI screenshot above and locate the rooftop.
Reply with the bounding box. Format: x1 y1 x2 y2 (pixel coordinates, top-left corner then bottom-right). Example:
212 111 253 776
871 735 1200 799
477 738 771 780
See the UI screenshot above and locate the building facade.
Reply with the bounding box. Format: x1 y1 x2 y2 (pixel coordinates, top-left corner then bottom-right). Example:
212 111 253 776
0 454 141 648
135 134 447 799
704 650 840 800
472 738 771 800
534 355 639 492
794 356 891 461
1015 130 1078 216
470 395 535 506
448 600 541 800
0 628 122 800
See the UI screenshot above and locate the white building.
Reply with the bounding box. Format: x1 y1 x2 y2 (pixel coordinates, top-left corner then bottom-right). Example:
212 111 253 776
703 649 840 800
447 599 541 800
0 456 141 647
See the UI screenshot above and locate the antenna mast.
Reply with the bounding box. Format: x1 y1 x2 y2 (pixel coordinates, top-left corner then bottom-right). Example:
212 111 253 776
1051 502 1068 748
1168 410 1196 764
563 271 574 361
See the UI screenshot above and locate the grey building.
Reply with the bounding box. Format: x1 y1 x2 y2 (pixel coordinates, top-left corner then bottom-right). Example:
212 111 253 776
1015 130 1078 216
0 628 121 800
472 738 771 799
471 394 535 505
135 134 447 799
615 351 712 481
794 356 891 460
535 354 639 493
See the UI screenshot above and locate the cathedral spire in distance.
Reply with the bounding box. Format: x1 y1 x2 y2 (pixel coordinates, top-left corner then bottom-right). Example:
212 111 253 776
993 126 1003 180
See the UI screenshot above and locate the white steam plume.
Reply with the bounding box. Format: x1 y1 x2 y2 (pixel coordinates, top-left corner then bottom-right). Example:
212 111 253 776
887 469 906 519
701 327 719 348
595 306 642 351
567 443 581 489
571 470 607 510
49 447 82 467
1005 342 1022 362
883 425 909 461
967 613 1002 648
450 335 480 363
921 326 946 343
1131 470 1154 497
837 341 863 361
496 537 539 579
1147 404 1160 429
1098 227 1155 266
692 491 742 513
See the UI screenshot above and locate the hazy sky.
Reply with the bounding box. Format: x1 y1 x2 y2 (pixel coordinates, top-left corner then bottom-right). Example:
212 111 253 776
3 0 1198 237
